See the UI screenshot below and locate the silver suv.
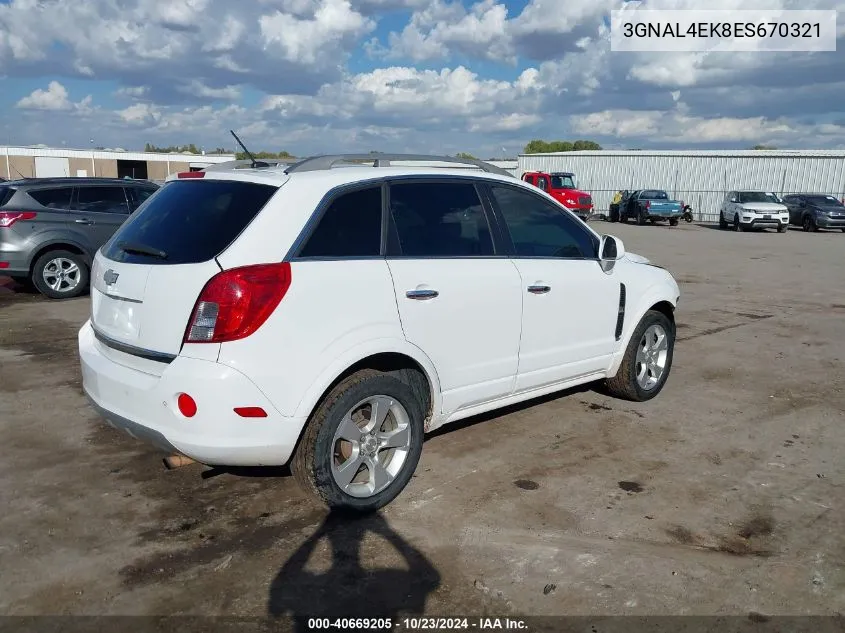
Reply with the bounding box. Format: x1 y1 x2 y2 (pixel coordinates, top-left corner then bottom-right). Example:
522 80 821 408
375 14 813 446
0 177 159 298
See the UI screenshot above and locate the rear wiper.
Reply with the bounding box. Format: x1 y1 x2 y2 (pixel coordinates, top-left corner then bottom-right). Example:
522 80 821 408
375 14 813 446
118 241 168 260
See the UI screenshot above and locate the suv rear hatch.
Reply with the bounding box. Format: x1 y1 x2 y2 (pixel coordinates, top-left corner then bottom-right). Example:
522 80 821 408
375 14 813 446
90 177 281 362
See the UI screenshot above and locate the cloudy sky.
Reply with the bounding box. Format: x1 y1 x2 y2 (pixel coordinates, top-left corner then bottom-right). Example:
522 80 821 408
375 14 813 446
1 0 844 156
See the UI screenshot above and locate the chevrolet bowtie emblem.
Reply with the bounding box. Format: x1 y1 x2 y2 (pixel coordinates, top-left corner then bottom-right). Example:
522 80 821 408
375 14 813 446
103 269 119 286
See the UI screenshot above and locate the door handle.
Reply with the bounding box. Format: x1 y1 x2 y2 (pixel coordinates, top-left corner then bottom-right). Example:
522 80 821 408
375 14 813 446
406 289 439 300
527 285 551 294
74 218 94 225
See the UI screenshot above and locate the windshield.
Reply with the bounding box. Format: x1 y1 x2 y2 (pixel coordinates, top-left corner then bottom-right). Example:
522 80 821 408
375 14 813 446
804 195 843 206
550 175 575 189
640 190 668 200
738 192 780 203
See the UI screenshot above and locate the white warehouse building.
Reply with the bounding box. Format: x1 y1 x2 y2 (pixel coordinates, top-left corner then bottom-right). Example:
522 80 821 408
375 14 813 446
517 150 845 222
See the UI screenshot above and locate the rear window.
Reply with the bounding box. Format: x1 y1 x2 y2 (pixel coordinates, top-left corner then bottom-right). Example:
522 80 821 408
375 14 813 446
102 180 278 265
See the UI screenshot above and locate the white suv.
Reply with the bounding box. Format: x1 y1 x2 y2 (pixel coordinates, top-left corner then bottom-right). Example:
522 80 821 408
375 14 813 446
78 154 680 512
719 190 789 232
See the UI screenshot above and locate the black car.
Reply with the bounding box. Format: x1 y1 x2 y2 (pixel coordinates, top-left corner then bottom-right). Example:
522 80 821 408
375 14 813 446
783 194 845 233
0 177 159 298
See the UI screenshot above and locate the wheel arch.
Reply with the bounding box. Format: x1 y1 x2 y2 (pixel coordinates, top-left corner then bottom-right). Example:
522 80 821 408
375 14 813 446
27 240 91 273
608 294 677 377
292 343 442 432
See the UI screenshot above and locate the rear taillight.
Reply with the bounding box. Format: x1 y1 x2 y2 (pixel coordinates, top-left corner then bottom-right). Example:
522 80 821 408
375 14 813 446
184 262 292 344
0 212 37 228
645 201 651 209
177 171 205 179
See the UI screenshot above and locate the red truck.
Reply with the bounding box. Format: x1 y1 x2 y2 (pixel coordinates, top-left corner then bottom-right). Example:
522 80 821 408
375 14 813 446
521 171 593 220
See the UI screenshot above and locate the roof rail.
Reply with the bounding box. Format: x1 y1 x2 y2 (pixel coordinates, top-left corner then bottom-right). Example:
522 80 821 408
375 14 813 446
203 158 298 172
283 153 515 178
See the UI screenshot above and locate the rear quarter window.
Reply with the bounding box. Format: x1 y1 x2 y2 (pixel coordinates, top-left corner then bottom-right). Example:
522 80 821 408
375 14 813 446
102 180 278 265
0 186 16 207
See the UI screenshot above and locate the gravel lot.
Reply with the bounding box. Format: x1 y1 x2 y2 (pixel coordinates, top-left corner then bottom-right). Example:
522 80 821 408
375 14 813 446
1 222 843 625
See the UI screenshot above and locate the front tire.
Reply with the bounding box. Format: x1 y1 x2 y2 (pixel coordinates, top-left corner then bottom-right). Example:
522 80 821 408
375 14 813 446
803 215 816 232
31 250 89 299
733 214 744 232
606 310 675 402
669 218 679 226
291 369 425 513
777 224 787 233
637 209 647 225
719 212 728 229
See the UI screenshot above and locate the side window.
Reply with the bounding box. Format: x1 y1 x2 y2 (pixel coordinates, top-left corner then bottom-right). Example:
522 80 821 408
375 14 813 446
490 185 598 259
298 186 382 258
73 186 130 214
28 187 73 209
537 177 547 191
129 187 157 211
388 181 493 257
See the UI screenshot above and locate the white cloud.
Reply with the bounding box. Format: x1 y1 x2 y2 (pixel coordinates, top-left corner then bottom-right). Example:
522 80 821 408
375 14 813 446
16 81 92 112
260 0 375 64
118 103 162 126
176 80 241 101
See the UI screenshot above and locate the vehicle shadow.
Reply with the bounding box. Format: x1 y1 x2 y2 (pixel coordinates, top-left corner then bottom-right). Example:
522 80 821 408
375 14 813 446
267 510 441 631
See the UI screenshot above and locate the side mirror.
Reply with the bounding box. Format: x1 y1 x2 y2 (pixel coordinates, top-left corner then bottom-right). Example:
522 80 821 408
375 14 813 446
730 197 737 203
599 235 625 273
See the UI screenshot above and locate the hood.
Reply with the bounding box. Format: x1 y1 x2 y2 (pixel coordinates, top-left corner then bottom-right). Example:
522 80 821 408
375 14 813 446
740 202 786 212
624 252 651 265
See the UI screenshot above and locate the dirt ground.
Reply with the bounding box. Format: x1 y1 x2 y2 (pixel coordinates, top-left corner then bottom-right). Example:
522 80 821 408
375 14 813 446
1 221 844 627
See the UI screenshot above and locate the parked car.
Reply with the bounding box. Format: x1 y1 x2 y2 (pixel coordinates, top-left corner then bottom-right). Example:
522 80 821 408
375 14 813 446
718 191 789 232
0 177 159 298
520 171 594 220
78 154 680 513
782 194 845 232
610 190 683 225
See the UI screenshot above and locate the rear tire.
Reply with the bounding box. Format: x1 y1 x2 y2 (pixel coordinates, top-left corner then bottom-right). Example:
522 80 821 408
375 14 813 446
669 218 679 226
31 250 89 299
291 368 426 513
606 310 675 402
637 209 647 225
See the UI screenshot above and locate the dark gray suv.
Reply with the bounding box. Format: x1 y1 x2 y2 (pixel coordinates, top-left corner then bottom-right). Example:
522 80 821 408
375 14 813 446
0 178 159 298
783 193 845 233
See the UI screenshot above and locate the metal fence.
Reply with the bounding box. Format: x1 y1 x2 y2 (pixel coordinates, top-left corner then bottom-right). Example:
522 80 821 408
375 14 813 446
518 151 845 223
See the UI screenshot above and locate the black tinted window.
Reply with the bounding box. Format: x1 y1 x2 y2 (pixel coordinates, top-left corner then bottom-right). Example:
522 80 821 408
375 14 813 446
102 180 277 265
29 187 72 209
73 186 129 214
388 182 493 257
491 185 598 258
0 186 14 207
132 187 157 207
298 187 382 257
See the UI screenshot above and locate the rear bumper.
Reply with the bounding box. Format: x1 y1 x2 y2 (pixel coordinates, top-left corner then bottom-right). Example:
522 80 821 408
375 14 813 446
0 249 30 275
78 320 307 466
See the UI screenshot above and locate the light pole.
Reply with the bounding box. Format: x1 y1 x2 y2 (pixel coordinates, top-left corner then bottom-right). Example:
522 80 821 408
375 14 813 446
90 138 95 176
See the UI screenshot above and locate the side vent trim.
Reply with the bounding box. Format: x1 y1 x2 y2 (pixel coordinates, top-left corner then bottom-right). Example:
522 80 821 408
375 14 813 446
615 283 626 340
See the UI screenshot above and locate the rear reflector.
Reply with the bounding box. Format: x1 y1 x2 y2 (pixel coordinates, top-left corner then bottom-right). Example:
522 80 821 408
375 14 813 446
177 171 205 178
184 262 292 344
0 211 37 228
234 407 268 418
0 262 9 269
177 393 197 417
